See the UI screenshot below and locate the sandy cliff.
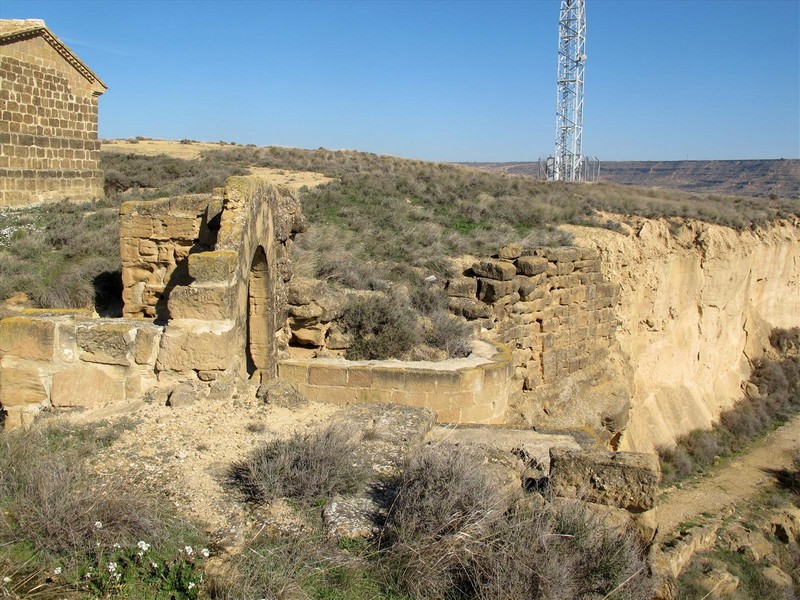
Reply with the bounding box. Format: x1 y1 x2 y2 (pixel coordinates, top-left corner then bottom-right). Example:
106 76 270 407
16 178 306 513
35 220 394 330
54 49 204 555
567 217 800 453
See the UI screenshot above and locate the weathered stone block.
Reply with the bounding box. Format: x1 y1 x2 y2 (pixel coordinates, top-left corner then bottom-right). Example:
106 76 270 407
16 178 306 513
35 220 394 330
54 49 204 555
289 302 324 321
277 361 308 384
168 285 235 320
133 325 162 366
287 277 323 305
0 365 47 407
446 277 478 298
515 256 548 276
498 243 523 260
156 325 238 372
188 251 238 283
448 297 492 319
549 448 660 512
77 322 134 366
51 366 124 407
291 324 327 347
309 364 348 386
477 278 516 303
472 259 516 281
0 317 55 360
347 367 373 388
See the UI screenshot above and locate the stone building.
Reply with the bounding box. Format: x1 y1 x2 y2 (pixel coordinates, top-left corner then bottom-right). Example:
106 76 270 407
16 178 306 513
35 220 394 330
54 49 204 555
0 19 107 207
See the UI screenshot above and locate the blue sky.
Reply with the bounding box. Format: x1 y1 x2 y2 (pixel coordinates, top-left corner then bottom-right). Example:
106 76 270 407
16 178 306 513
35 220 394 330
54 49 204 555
2 0 798 161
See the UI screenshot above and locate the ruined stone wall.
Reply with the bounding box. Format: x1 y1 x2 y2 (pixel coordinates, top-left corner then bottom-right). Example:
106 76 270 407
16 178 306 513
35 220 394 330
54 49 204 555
0 309 161 428
447 245 630 440
119 195 221 319
0 177 305 428
0 35 104 206
120 178 305 383
278 341 513 424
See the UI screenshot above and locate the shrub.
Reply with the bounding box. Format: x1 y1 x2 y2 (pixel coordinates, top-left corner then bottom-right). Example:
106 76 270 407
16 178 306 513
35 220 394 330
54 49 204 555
229 423 366 505
378 447 513 599
423 311 473 358
339 294 419 360
475 501 653 600
377 446 653 600
659 328 800 485
0 419 207 597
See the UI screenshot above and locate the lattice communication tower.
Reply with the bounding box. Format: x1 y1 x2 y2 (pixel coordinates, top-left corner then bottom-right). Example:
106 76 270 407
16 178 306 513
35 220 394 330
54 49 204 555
549 0 588 182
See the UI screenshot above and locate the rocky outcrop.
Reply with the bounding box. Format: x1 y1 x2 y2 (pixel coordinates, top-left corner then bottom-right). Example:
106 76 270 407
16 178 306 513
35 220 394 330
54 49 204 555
549 447 660 512
567 217 800 453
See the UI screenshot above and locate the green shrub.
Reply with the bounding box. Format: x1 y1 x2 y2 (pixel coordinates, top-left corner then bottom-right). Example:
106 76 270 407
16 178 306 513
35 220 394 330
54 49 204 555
340 294 419 360
229 423 366 505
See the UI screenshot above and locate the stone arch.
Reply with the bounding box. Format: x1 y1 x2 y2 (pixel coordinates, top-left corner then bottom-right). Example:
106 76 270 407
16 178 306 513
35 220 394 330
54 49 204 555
246 245 273 381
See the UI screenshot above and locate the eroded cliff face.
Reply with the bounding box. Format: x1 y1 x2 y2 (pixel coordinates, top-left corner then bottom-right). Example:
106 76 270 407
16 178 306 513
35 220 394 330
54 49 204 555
567 217 800 454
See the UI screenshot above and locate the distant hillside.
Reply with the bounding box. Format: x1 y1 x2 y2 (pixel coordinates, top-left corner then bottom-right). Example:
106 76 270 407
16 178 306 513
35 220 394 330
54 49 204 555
464 159 800 199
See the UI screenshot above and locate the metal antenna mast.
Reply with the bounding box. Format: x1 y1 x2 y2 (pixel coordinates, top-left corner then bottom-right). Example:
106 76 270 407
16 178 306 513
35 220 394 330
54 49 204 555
552 0 586 181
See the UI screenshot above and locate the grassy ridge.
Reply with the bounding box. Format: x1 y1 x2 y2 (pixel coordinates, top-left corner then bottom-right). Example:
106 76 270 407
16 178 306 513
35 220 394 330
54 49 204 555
1 144 798 310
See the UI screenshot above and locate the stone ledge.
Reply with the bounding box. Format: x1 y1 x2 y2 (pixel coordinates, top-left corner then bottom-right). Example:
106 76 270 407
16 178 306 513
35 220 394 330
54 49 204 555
277 341 513 425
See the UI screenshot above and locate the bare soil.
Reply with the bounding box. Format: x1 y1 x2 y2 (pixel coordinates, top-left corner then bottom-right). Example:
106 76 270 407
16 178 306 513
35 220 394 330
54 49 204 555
60 388 342 537
656 414 800 541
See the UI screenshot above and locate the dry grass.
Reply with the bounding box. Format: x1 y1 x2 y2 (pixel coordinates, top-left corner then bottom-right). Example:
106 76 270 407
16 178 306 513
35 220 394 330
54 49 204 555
377 446 653 600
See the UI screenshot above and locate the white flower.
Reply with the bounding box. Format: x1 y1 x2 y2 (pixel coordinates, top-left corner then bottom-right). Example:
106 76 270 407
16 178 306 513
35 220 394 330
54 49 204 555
200 548 210 558
187 582 195 589
85 572 93 579
151 562 158 569
184 546 193 555
137 541 151 552
114 573 121 581
112 543 121 549
137 551 144 557
107 562 117 573
94 521 103 529
53 567 62 575
2 576 11 583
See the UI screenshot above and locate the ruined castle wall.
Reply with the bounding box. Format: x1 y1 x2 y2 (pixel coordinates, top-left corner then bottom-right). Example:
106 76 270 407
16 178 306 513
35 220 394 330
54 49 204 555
0 35 104 206
126 177 303 381
447 245 628 437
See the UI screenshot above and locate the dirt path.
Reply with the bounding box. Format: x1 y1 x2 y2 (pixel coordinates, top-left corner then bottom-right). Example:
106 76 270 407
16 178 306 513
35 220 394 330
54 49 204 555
656 415 800 541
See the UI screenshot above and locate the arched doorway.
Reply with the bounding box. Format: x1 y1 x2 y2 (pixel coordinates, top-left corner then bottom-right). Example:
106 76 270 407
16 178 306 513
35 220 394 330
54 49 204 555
246 245 272 381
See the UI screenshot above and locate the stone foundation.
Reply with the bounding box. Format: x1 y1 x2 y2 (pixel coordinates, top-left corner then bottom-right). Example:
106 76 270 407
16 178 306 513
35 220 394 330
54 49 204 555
278 341 513 424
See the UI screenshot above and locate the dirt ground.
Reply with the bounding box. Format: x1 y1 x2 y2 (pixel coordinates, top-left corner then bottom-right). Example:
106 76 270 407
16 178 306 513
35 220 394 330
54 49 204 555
656 414 800 541
61 387 342 537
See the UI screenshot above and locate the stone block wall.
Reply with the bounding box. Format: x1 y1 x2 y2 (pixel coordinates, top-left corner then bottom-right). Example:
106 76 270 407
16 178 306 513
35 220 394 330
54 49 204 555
124 177 304 383
278 341 513 424
0 30 106 206
448 245 619 390
119 195 221 319
0 310 161 428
